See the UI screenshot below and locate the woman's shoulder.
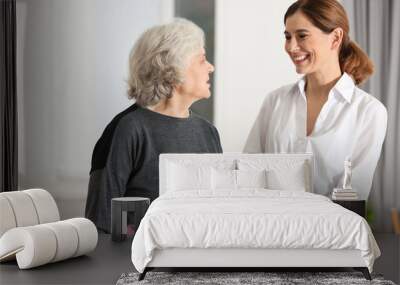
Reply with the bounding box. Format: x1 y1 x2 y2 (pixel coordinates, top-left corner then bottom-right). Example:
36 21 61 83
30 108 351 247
102 104 147 141
111 104 143 129
190 112 216 128
190 112 219 134
268 83 297 97
352 87 387 116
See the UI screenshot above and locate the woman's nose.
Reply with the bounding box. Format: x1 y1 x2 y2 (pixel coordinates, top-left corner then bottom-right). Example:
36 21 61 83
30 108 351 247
287 38 300 52
208 62 215 73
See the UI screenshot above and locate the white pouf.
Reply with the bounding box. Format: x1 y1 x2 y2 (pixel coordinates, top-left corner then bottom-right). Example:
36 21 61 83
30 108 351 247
0 189 98 269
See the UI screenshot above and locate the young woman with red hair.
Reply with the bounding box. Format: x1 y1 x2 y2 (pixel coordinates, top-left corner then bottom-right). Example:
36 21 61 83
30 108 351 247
244 0 387 200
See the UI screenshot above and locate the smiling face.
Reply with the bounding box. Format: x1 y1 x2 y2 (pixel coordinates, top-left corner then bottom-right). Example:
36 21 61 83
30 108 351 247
178 47 214 101
284 11 340 75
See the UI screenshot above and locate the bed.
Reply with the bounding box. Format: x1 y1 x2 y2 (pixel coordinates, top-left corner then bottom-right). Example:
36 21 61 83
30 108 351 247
131 153 380 280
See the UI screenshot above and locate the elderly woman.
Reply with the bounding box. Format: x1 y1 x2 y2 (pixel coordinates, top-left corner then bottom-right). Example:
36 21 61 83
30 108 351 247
85 19 222 233
244 0 387 200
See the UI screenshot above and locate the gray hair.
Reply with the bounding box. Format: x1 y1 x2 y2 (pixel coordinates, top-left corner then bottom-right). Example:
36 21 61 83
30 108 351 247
127 18 205 107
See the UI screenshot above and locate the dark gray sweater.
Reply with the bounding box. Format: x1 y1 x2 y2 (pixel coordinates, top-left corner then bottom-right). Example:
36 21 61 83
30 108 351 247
85 104 222 232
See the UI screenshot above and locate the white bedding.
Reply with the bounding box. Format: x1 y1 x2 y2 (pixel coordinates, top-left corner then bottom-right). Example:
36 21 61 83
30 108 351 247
131 190 380 273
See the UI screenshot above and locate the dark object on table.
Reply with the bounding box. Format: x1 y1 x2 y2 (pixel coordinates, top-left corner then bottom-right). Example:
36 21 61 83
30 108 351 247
111 197 150 241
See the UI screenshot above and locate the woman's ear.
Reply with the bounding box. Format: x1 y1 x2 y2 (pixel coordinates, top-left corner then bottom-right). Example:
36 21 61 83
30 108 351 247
331 27 344 50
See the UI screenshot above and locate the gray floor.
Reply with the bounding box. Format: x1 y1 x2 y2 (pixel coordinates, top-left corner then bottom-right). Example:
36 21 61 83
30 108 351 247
1 233 399 285
0 234 133 285
374 233 400 284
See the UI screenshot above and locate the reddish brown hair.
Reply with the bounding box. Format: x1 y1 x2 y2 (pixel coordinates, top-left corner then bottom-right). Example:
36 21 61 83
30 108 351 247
284 0 373 85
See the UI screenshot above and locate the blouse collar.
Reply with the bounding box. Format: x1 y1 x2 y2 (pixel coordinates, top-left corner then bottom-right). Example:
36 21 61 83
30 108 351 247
296 72 355 104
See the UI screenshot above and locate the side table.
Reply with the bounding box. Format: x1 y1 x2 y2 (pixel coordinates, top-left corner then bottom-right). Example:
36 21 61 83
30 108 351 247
111 197 150 242
332 199 366 218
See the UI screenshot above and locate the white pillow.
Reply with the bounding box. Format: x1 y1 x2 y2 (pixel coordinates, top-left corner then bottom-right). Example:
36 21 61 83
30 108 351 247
211 169 268 190
167 163 211 191
211 168 236 190
237 169 267 189
238 159 310 192
267 164 307 191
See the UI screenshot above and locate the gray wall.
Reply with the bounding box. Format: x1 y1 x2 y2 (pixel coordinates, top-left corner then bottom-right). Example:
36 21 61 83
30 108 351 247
16 0 173 218
175 0 215 122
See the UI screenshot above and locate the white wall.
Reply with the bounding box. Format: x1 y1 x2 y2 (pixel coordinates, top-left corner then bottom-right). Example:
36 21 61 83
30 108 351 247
214 0 299 152
17 0 173 218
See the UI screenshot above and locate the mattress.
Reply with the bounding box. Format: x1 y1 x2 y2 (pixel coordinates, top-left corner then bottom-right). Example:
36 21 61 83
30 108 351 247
131 190 380 273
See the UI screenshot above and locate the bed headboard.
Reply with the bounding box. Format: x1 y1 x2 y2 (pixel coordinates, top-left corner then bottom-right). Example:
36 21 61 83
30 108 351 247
159 153 314 195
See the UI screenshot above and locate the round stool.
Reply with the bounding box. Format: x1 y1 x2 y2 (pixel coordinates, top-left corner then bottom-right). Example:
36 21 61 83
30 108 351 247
111 197 150 242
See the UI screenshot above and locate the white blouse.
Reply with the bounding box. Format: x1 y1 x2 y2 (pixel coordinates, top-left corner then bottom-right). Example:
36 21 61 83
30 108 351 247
244 73 387 199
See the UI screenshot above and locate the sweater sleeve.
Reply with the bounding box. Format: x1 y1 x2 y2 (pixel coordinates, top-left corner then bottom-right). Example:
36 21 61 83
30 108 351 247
85 118 137 232
212 125 223 153
104 119 136 197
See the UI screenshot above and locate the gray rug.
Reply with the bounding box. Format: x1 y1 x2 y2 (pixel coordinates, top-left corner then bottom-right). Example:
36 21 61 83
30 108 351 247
116 271 396 285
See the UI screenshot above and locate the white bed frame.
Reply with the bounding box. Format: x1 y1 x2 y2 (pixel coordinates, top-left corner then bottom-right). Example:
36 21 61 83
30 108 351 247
139 153 370 280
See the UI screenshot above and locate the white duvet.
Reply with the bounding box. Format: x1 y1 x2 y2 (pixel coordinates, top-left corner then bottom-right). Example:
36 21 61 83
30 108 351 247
131 190 380 273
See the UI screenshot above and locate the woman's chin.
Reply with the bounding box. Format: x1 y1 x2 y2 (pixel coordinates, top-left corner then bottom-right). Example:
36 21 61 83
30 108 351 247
198 91 212 99
188 92 211 104
294 63 315 75
294 66 307 74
